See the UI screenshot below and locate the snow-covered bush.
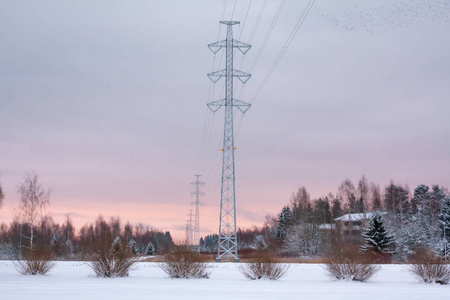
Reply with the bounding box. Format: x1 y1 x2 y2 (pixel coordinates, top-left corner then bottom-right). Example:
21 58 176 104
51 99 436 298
239 254 289 280
324 244 380 282
410 249 450 285
160 247 210 279
89 237 138 278
14 247 55 275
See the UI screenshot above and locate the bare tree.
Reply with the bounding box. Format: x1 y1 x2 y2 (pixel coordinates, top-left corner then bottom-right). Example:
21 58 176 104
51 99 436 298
370 183 383 211
290 186 311 222
17 173 51 250
357 175 370 212
337 178 356 213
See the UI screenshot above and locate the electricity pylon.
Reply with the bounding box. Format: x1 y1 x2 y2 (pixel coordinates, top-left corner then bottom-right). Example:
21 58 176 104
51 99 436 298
186 210 194 247
207 21 251 262
191 175 204 252
185 220 191 246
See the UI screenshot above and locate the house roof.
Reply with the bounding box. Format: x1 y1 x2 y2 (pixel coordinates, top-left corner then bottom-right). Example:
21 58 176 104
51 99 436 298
334 212 386 222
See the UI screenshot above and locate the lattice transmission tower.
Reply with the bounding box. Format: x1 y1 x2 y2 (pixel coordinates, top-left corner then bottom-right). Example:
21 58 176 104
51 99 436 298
207 21 251 262
185 209 194 246
190 175 205 251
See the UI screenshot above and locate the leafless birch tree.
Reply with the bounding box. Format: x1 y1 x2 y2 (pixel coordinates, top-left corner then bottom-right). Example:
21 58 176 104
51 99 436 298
17 173 51 250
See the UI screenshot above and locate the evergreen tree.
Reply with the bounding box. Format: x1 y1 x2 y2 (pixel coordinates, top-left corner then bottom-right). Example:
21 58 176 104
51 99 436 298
50 231 62 256
438 196 450 259
283 222 320 256
128 239 138 255
313 197 332 224
370 183 383 211
146 242 154 255
111 236 123 258
395 215 429 260
331 198 343 220
276 206 294 239
411 184 430 214
360 213 396 255
384 182 409 216
253 235 267 250
202 234 219 252
152 236 159 254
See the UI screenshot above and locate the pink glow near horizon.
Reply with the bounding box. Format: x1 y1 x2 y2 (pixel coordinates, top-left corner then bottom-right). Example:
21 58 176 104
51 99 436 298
0 1 449 242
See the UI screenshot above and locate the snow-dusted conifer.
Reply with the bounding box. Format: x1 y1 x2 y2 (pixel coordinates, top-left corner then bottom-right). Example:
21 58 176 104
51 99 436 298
253 234 267 250
439 196 450 259
128 239 138 255
146 242 154 255
283 222 319 256
360 212 396 255
50 231 62 256
111 236 122 258
277 206 294 239
152 236 159 254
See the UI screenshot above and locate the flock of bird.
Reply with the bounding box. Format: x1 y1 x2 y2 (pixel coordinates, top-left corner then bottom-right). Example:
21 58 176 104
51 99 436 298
315 0 450 34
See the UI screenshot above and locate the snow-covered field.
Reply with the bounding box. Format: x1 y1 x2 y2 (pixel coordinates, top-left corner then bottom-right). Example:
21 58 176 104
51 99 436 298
0 261 448 300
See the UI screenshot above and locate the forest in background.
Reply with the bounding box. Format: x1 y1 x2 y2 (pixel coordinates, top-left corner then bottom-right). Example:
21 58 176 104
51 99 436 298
201 176 450 262
1 174 449 261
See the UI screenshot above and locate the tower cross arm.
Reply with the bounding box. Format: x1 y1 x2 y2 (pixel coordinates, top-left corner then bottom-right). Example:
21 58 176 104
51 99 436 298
233 40 251 54
232 70 251 83
207 99 251 113
232 99 251 113
208 40 226 53
207 69 226 83
207 99 226 112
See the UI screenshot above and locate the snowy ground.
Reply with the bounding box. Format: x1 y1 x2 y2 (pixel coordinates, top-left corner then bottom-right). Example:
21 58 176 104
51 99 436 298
1 261 449 300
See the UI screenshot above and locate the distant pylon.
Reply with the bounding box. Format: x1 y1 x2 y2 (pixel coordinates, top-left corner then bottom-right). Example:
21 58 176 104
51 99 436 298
186 209 194 247
185 220 191 246
191 175 205 251
207 21 251 262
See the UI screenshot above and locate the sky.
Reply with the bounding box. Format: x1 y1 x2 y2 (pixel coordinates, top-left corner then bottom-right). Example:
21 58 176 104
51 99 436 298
0 0 449 240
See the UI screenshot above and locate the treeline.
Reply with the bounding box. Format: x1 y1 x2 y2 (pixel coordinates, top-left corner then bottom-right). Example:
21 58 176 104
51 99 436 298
199 176 450 261
0 215 175 259
0 173 174 260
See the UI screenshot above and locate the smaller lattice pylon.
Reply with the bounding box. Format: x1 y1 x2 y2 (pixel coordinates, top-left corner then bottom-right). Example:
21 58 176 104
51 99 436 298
190 175 205 251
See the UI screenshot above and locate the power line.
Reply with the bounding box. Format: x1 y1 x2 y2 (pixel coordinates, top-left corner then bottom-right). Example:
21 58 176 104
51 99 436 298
238 0 252 40
248 0 269 44
248 0 287 73
231 0 238 19
250 0 316 104
237 0 286 103
196 0 228 174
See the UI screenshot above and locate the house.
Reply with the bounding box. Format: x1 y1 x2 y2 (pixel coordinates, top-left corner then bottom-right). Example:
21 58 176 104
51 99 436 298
334 212 386 237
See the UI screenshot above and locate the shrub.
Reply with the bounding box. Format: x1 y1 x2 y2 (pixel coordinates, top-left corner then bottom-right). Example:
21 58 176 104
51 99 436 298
89 237 138 278
14 247 55 275
410 249 450 285
159 247 210 279
324 244 380 282
239 254 289 280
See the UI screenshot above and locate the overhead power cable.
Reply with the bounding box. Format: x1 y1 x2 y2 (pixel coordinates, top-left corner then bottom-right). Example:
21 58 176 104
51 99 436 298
250 0 316 104
196 0 228 174
238 0 253 41
248 0 269 44
249 0 287 73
